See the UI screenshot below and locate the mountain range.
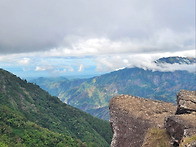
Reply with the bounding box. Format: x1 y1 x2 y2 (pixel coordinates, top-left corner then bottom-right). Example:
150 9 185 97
0 69 112 146
154 56 196 64
32 57 196 120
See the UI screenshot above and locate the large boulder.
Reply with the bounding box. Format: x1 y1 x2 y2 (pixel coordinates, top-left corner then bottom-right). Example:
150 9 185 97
109 95 176 147
176 90 196 114
165 90 196 146
165 114 196 145
109 90 196 147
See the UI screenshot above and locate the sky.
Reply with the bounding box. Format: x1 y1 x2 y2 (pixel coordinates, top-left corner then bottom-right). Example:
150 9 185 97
0 0 195 78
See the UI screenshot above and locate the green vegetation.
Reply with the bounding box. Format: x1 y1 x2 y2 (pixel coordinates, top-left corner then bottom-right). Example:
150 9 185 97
143 128 172 147
0 69 112 146
32 67 196 120
179 135 196 147
0 105 84 147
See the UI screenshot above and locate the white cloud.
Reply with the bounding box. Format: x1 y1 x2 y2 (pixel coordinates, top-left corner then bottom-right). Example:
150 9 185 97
18 58 30 65
95 51 196 73
0 0 194 55
78 64 84 72
39 27 194 58
0 0 195 76
35 66 54 71
149 63 196 72
35 66 45 71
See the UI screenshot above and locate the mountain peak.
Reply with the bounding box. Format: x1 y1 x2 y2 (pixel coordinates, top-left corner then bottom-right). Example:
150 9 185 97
155 56 196 64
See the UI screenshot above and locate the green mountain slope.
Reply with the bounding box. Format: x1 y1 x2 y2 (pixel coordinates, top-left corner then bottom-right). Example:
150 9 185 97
0 105 84 147
33 67 196 120
0 69 112 146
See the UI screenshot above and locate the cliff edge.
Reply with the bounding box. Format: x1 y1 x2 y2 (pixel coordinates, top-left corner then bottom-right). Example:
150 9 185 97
109 90 196 147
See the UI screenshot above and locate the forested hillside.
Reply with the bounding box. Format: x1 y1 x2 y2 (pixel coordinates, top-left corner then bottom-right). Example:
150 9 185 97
32 57 196 120
0 69 112 146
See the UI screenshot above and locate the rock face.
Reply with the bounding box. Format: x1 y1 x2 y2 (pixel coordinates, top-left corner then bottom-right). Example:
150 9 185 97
109 95 176 147
165 90 196 147
109 90 196 147
176 90 196 114
165 114 196 144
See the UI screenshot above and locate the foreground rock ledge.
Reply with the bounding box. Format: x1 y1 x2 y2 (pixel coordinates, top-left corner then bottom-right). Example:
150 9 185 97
165 114 196 144
176 90 196 114
109 90 196 147
109 95 176 147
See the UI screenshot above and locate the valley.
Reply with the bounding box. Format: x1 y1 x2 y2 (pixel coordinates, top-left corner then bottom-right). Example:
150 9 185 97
31 57 196 120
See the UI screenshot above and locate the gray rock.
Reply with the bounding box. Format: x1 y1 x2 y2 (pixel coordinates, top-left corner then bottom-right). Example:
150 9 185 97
109 90 196 147
109 95 176 147
165 114 196 145
176 90 196 114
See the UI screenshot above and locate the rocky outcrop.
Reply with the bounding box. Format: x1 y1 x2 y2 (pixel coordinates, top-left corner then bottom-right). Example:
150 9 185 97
176 90 196 114
165 90 196 147
109 90 196 147
109 95 176 147
165 114 196 143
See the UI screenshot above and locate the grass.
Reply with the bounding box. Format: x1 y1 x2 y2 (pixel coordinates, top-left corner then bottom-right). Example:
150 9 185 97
179 134 196 147
142 127 172 147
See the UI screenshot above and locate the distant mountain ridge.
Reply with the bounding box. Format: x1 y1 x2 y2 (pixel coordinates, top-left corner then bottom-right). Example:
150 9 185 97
0 68 112 146
155 56 196 64
32 57 196 120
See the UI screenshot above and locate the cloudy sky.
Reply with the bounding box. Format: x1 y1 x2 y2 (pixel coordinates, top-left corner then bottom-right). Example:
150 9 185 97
0 0 195 78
